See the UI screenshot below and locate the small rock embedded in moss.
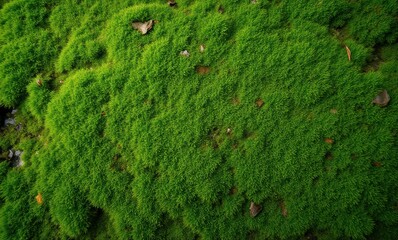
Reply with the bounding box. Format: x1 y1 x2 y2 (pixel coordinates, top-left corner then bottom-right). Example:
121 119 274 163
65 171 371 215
372 90 390 107
132 20 154 35
180 50 190 57
199 44 205 53
250 202 262 217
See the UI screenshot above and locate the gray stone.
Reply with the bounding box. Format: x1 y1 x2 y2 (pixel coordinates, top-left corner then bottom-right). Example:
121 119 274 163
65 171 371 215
5 118 16 126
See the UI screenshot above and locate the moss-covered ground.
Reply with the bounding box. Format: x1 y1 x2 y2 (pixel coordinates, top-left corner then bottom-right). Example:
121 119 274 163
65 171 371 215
0 0 398 239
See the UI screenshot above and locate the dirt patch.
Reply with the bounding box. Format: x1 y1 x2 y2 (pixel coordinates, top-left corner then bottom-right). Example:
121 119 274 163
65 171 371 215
196 66 210 75
231 97 240 106
325 152 333 160
363 45 383 72
372 162 382 167
218 5 224 14
229 186 238 195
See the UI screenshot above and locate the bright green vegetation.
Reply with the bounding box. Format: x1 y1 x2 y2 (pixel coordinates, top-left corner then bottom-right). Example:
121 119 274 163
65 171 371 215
0 0 398 239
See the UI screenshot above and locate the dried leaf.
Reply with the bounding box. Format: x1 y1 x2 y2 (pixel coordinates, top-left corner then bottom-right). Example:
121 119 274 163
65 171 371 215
372 90 390 107
250 202 262 217
255 98 264 108
324 138 334 144
36 79 42 86
196 66 210 75
36 193 43 205
280 201 288 217
132 20 154 35
345 45 351 61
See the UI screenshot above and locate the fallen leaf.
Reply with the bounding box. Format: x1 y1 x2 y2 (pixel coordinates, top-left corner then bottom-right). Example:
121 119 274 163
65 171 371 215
36 79 42 86
36 193 43 205
345 45 351 61
250 202 262 217
132 20 154 35
255 98 264 108
324 138 334 144
280 201 288 217
372 90 390 107
196 66 210 75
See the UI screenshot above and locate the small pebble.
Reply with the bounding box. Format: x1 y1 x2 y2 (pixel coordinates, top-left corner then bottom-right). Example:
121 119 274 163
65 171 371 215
180 50 190 57
199 44 205 53
250 202 262 217
372 90 390 107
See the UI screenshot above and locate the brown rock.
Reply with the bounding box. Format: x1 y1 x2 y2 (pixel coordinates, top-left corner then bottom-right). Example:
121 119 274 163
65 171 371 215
132 20 154 35
255 98 264 108
250 202 262 217
372 90 390 107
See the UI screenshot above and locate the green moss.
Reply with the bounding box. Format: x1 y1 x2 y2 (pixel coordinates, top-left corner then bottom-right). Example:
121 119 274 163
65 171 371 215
0 0 397 239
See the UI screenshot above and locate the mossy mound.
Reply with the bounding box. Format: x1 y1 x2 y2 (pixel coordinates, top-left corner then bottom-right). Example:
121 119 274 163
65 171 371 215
0 1 398 239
